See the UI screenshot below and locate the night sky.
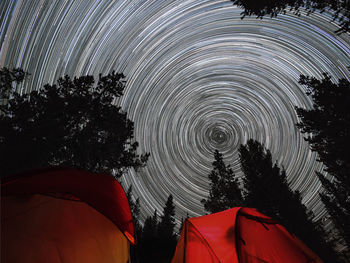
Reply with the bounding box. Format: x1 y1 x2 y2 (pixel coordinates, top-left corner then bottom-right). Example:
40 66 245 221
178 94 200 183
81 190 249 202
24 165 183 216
1 0 350 226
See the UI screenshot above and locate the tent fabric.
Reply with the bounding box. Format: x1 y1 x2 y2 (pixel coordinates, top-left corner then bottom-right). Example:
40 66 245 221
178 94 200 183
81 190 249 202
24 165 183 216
1 168 135 263
171 207 323 263
1 167 135 243
2 194 129 263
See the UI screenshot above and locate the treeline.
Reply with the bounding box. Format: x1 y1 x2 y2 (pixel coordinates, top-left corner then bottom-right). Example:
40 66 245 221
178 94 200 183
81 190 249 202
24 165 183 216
126 72 350 263
0 67 149 179
202 140 340 262
201 72 350 262
230 0 350 34
127 189 178 263
1 67 349 262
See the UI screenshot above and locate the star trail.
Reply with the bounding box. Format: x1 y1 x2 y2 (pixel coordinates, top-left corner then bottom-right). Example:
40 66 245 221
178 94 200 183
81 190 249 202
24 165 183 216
1 0 349 226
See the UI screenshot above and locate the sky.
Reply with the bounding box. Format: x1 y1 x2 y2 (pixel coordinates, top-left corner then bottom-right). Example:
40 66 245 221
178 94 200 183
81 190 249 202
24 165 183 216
1 0 350 226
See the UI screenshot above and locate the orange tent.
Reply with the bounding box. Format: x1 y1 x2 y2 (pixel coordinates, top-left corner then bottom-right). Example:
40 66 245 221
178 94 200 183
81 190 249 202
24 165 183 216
172 207 323 263
1 168 135 263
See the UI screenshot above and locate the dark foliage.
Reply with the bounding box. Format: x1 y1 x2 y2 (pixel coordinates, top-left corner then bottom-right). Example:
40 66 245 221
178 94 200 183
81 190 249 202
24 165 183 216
126 185 142 251
157 194 177 262
0 67 148 178
239 139 340 263
295 73 350 253
138 195 177 263
202 149 244 213
126 185 143 263
178 213 189 236
158 195 176 240
231 0 350 33
138 210 159 263
127 185 143 236
0 67 27 99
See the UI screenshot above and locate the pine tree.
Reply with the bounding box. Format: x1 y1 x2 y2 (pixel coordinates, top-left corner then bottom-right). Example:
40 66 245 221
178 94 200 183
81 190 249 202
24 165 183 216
126 186 142 238
126 185 142 263
0 67 149 178
138 195 177 263
158 195 176 239
178 213 189 236
144 210 159 239
139 210 159 263
230 0 350 33
239 139 340 262
157 194 177 263
202 150 244 213
295 74 350 252
178 217 185 236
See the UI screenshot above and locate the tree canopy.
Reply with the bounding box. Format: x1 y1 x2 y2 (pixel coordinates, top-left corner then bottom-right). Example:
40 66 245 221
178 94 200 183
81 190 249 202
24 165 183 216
138 195 177 263
0 67 148 178
157 194 177 262
202 149 243 213
295 73 350 254
201 140 339 261
126 185 142 236
158 194 176 241
231 0 350 33
138 210 159 263
239 139 340 262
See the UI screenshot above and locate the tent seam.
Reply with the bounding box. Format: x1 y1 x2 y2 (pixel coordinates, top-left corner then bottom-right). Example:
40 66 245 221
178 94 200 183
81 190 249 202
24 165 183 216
187 220 222 263
235 207 242 263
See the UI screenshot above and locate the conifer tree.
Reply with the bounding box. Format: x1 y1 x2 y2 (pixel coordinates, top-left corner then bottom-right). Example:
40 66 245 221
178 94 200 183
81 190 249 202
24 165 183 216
178 213 189 236
178 217 185 236
295 74 350 252
126 185 142 263
0 67 148 178
158 194 176 240
126 186 142 238
239 139 340 263
202 150 244 213
138 195 177 263
157 194 177 263
230 0 350 33
139 210 159 263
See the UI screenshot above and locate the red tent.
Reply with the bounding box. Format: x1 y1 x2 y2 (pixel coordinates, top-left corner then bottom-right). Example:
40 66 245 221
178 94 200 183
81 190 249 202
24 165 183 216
1 168 135 263
172 207 323 263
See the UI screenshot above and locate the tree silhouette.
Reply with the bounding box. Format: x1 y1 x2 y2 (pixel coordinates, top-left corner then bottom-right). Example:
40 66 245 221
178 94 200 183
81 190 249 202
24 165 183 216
178 213 189 237
231 0 350 33
139 210 159 263
202 149 244 213
158 194 176 240
126 185 143 263
239 139 340 263
157 194 177 263
138 195 177 263
295 73 350 254
0 67 148 178
126 185 142 237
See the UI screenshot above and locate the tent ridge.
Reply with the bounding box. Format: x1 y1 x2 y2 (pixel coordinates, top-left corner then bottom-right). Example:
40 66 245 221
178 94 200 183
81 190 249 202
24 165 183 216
172 207 323 263
239 211 277 225
187 220 222 263
2 168 134 263
1 167 136 244
235 207 243 263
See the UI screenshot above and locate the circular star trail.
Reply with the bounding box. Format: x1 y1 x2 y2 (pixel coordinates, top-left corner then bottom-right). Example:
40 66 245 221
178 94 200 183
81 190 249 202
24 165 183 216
1 0 349 226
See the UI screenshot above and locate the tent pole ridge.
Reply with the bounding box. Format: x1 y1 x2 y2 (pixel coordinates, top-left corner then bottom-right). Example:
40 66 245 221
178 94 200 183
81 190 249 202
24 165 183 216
184 219 187 263
239 212 277 225
239 237 246 246
187 220 221 263
259 221 269 231
235 207 243 263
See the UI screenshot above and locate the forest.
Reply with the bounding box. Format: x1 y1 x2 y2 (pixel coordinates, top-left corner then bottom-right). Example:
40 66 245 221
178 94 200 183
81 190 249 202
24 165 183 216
1 0 350 262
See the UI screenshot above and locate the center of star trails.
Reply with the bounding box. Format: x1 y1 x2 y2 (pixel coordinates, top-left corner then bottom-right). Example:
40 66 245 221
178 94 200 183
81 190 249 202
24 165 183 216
211 128 228 146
